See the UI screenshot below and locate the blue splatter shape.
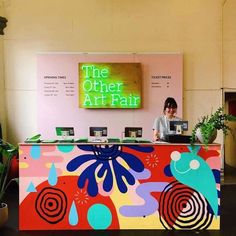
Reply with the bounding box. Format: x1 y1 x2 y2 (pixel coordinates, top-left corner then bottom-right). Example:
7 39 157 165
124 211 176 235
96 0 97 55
164 165 172 177
67 144 153 196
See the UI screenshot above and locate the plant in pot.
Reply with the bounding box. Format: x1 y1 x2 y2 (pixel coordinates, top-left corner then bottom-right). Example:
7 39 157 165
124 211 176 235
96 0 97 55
0 139 18 227
191 107 236 147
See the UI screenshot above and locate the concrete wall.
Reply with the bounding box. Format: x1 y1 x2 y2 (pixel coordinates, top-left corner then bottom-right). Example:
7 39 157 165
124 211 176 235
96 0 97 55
1 0 229 143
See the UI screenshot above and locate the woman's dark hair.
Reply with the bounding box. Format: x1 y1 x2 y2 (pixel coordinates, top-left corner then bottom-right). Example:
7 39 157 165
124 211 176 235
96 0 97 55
163 97 177 112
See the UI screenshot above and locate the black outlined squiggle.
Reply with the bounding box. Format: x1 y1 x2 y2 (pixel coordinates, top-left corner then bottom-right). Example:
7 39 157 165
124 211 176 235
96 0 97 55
35 187 67 224
159 181 213 230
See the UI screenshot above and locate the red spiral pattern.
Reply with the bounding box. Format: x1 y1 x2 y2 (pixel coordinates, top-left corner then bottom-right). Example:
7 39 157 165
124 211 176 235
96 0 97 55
35 187 67 224
159 181 213 230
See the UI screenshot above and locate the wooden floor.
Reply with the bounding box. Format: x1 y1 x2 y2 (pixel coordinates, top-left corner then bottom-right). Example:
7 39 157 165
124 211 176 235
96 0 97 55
1 165 236 236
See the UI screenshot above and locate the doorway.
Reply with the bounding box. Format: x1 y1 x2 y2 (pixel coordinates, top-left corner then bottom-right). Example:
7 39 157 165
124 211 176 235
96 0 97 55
224 91 236 184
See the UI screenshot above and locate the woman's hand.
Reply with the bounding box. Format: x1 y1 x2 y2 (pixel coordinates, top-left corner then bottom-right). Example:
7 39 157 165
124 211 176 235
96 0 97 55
153 130 160 142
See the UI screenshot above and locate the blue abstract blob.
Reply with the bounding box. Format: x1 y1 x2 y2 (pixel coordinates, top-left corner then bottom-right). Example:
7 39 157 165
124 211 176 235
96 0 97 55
67 154 95 172
77 161 101 196
112 158 135 193
67 144 153 196
164 165 173 177
77 145 94 151
124 145 154 153
212 169 221 183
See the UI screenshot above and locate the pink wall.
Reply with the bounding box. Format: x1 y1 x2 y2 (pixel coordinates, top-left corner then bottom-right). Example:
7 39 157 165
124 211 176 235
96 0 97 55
37 53 183 140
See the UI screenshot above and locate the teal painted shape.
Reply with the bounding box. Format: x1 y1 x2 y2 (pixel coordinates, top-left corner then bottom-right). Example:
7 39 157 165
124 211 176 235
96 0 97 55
57 145 74 153
188 145 201 154
170 152 218 216
48 163 58 186
87 204 112 229
26 181 37 192
30 145 41 159
69 201 79 226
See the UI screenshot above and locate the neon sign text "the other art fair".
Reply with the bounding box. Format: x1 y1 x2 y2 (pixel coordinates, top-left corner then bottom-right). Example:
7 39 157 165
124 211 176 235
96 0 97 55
79 63 141 108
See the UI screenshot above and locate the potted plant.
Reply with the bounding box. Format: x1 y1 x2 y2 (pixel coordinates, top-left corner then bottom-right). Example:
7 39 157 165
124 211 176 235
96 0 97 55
191 107 236 147
0 139 18 227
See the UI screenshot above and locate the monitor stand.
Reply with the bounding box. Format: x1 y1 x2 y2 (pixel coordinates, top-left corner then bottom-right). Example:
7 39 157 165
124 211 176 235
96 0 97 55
175 125 183 134
91 131 103 142
129 131 137 138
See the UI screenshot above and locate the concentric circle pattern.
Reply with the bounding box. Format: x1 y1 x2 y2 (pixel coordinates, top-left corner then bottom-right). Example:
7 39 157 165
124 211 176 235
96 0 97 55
35 187 68 224
159 181 213 230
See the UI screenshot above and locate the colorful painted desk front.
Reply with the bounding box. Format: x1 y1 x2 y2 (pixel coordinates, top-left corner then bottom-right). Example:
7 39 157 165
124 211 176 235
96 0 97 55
19 143 221 230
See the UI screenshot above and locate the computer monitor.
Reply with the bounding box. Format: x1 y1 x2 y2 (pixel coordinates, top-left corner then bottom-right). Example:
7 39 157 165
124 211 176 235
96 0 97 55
169 121 188 134
124 127 142 138
55 127 75 138
89 127 108 138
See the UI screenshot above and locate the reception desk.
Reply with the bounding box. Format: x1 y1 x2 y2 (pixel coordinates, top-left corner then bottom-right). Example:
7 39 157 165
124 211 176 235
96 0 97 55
19 142 221 230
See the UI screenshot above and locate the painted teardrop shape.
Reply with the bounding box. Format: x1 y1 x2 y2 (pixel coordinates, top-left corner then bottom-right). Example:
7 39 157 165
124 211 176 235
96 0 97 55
48 163 57 186
69 201 79 226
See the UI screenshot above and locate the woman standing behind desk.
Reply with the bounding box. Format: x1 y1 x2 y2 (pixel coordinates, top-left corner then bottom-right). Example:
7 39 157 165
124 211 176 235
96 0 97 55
153 97 181 141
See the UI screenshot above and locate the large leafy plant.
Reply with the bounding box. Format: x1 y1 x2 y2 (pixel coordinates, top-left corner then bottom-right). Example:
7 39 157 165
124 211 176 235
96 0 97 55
191 107 236 147
0 139 18 205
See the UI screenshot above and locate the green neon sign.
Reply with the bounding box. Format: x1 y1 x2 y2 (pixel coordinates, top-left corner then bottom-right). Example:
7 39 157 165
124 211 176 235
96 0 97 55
79 63 142 108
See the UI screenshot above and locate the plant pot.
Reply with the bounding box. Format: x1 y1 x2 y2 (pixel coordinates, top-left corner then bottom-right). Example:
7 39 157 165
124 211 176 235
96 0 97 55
196 128 217 144
0 202 8 227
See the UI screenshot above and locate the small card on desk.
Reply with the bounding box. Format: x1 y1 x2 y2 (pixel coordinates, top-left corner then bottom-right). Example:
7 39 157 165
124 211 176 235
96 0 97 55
41 139 58 143
122 139 137 143
107 138 121 143
25 139 41 143
24 134 41 143
74 138 88 143
58 139 74 143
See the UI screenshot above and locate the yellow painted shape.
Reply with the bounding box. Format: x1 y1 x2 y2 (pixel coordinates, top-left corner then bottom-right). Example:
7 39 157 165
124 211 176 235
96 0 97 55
19 162 29 169
109 182 164 229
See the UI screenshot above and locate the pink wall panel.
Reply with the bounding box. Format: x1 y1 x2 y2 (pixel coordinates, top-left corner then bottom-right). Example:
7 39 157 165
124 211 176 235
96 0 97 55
37 53 183 140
